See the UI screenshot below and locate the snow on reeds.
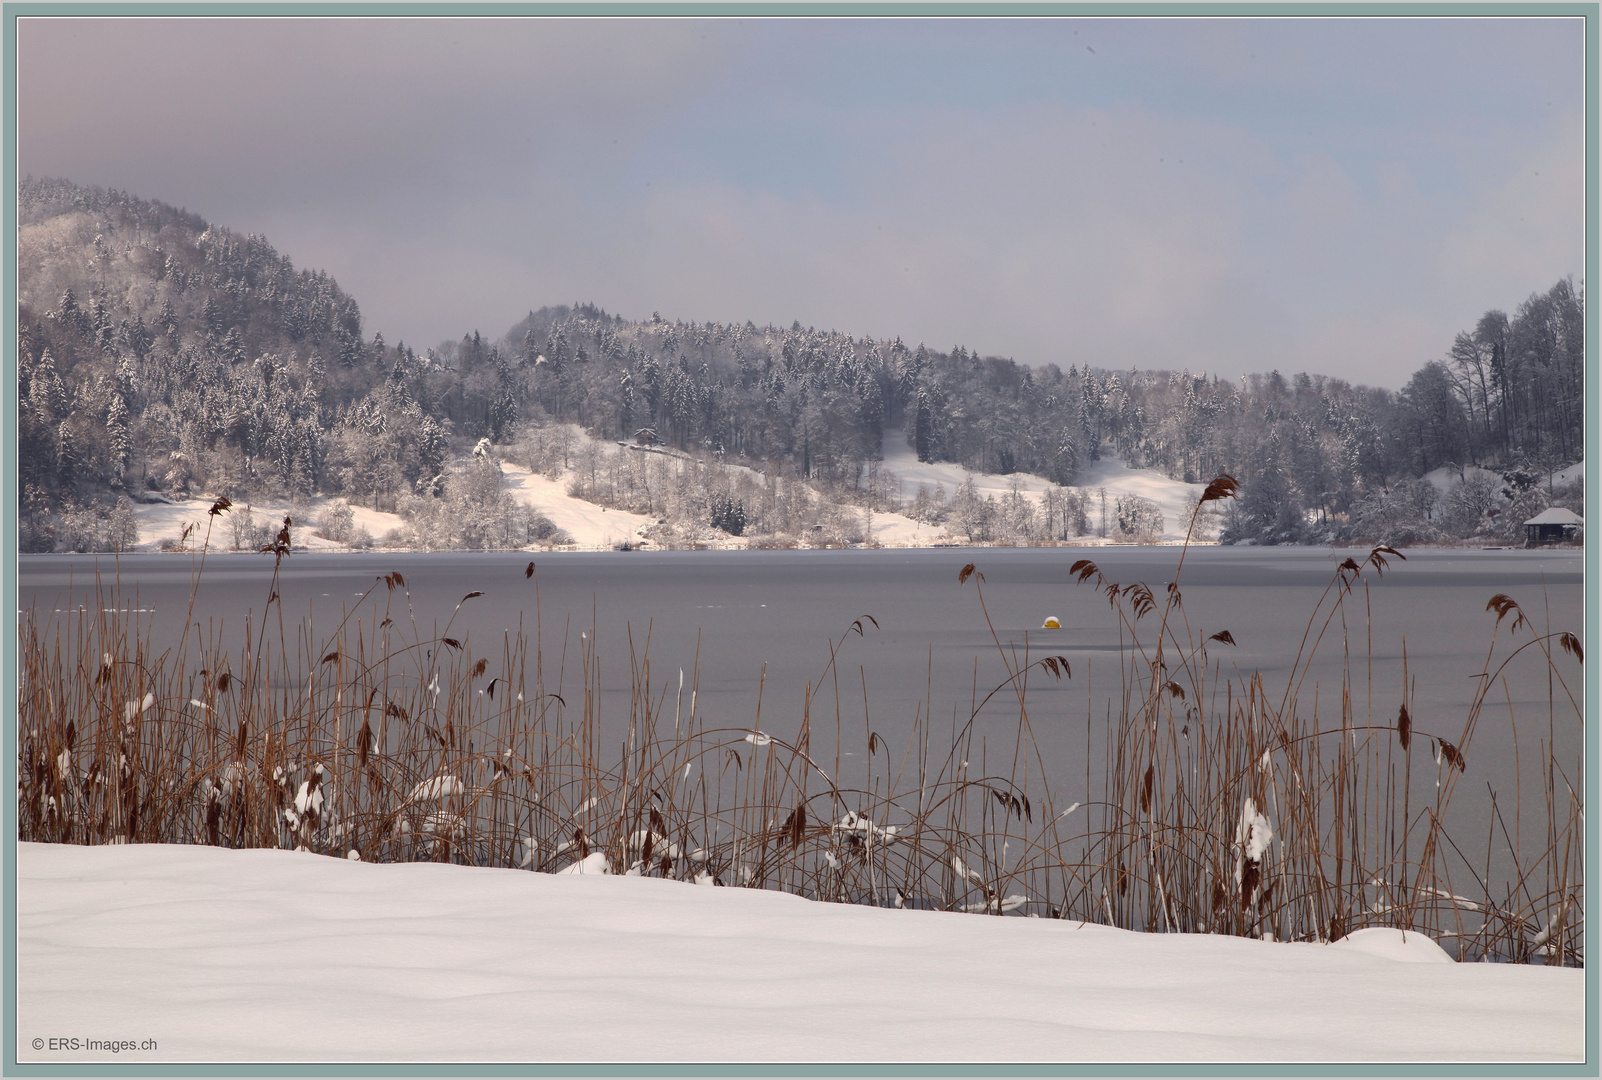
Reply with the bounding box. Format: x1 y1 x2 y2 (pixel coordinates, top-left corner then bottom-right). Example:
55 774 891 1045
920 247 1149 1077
15 481 1583 964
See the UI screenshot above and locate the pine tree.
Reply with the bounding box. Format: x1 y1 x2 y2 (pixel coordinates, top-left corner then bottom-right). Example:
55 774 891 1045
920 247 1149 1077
56 420 79 494
914 389 932 462
28 349 65 424
107 395 133 486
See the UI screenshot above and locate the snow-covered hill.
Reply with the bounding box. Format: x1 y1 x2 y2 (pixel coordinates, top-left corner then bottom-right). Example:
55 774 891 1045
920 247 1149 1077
17 842 1582 1064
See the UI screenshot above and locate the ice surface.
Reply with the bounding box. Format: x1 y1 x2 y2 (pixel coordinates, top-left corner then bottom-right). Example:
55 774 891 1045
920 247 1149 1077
17 842 1582 1064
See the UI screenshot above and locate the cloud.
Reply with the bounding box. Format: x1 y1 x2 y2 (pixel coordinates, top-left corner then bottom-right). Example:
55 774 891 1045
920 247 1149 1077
1435 116 1585 311
1297 310 1446 391
421 101 1306 379
18 19 738 206
15 17 1584 390
420 101 1292 377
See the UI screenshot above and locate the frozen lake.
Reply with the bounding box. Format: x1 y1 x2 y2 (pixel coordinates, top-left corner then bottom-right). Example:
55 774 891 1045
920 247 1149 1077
20 544 1582 804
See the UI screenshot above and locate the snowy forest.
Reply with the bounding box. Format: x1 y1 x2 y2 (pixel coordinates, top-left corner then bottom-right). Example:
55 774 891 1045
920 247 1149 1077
16 177 1585 552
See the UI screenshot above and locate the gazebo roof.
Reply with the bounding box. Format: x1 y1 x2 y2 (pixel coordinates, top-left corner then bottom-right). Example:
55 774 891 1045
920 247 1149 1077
1523 507 1584 527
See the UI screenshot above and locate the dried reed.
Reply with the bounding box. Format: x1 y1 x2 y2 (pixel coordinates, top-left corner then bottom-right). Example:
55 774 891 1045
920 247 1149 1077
16 480 1583 963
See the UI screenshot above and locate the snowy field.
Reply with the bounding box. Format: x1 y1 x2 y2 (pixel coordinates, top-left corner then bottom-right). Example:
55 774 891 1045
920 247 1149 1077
122 494 410 555
17 842 1583 1065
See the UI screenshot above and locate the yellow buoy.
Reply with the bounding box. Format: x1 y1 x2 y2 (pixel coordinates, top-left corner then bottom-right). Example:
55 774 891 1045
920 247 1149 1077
1042 616 1061 629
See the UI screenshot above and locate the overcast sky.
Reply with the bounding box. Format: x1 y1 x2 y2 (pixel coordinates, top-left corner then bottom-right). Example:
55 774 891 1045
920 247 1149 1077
17 16 1584 388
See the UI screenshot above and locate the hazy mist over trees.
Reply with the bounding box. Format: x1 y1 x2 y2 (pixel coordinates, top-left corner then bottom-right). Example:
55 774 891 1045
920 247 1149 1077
16 178 1584 552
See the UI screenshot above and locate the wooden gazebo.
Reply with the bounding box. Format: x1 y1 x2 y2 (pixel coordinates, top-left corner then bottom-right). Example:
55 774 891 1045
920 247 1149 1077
1522 507 1583 546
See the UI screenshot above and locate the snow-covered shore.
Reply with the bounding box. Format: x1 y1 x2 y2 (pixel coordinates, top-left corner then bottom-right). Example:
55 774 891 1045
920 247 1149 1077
17 842 1583 1064
123 430 1212 556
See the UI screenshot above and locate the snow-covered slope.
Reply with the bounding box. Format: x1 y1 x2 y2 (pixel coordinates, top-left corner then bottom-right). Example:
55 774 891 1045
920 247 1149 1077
879 430 1208 542
498 460 657 549
1420 463 1504 495
18 843 1582 1064
1552 459 1583 486
879 428 1056 501
1421 461 1585 495
1072 453 1210 541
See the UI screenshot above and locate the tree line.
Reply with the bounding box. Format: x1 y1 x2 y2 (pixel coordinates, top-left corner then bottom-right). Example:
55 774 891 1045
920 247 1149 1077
15 177 1584 551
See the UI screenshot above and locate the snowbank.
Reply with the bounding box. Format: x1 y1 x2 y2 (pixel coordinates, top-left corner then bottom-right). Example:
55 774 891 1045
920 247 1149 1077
17 842 1582 1064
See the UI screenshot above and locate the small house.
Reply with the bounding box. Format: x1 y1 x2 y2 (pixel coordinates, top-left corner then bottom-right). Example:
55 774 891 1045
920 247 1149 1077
1522 507 1583 546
